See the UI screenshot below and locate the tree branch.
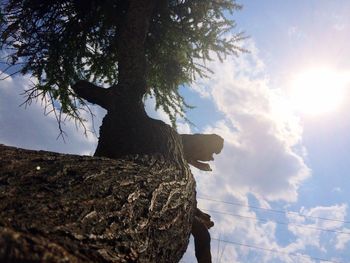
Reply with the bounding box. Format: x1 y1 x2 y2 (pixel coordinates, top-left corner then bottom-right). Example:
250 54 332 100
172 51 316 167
181 134 224 171
71 80 110 109
192 207 214 263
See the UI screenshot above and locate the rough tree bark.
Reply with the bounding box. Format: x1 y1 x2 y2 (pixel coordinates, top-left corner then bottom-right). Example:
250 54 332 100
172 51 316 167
0 132 224 262
0 144 196 262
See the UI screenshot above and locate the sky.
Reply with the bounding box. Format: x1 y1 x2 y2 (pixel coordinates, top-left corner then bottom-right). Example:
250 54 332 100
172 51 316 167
1 0 350 262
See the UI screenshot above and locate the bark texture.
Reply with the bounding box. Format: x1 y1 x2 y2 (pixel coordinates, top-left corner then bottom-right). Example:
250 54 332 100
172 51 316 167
0 144 196 263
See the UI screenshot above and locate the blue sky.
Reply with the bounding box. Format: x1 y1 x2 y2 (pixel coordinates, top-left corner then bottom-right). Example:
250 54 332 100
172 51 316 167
1 1 350 262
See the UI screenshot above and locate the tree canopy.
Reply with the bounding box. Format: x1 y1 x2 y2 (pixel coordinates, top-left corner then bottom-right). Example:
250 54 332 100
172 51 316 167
0 0 244 126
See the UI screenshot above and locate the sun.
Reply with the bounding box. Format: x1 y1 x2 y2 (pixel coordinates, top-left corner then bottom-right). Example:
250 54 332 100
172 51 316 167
289 68 348 115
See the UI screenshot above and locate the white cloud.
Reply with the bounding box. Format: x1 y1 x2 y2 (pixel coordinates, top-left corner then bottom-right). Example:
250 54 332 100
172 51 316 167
332 187 342 193
144 94 192 134
144 95 172 125
190 40 310 202
0 75 102 155
335 229 350 250
181 39 350 262
332 15 347 31
287 26 306 40
284 204 349 256
302 204 347 229
190 80 211 98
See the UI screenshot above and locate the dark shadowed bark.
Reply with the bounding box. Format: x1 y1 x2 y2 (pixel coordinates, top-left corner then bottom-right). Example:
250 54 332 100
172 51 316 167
181 134 224 172
70 0 185 164
0 144 196 262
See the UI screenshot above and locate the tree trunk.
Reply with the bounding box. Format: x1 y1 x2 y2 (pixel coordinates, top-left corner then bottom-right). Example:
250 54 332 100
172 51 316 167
69 0 187 183
68 1 218 262
0 144 196 262
70 0 184 163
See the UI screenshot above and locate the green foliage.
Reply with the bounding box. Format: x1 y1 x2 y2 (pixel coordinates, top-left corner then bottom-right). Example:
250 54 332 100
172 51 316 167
0 0 245 127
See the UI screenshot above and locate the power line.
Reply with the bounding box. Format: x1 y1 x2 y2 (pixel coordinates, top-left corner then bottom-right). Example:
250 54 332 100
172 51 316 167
201 208 350 236
211 237 344 263
198 196 350 224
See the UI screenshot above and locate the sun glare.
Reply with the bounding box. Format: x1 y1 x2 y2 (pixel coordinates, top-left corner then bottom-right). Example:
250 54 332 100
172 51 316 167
289 68 348 115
